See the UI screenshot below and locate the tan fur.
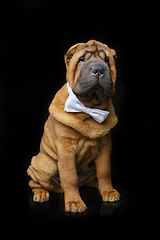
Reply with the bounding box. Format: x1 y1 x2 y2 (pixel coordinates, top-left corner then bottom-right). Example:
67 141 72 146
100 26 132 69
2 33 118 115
27 40 120 212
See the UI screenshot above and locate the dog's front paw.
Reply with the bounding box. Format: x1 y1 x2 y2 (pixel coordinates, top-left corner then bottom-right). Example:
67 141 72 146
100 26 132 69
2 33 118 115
102 189 120 202
33 188 50 203
65 200 87 213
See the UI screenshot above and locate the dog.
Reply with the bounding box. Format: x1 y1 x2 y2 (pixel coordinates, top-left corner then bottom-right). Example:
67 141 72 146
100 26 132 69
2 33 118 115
27 40 120 213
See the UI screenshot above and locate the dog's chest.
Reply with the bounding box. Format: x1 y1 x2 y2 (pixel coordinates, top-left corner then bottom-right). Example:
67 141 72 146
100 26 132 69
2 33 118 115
75 137 99 170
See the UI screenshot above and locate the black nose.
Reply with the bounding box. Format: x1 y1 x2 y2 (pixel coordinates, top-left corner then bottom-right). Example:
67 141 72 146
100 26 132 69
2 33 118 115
91 65 105 78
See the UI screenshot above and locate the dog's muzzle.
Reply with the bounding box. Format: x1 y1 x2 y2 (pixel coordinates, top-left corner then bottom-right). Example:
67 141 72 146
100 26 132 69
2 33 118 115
73 61 114 104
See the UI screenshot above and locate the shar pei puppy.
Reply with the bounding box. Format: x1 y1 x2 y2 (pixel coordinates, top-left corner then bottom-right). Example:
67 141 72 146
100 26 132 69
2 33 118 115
27 40 120 213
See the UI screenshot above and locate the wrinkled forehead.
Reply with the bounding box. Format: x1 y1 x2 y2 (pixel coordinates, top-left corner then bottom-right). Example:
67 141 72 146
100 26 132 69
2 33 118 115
75 42 111 57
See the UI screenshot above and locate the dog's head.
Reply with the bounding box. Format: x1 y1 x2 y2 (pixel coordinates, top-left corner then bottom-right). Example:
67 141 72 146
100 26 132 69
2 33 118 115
64 40 117 106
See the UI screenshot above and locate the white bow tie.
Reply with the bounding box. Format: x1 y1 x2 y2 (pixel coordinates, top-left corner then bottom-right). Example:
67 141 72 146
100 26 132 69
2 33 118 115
64 82 109 124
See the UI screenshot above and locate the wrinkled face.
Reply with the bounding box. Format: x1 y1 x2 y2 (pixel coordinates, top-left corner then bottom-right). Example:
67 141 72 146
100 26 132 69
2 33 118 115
64 40 117 105
73 51 114 104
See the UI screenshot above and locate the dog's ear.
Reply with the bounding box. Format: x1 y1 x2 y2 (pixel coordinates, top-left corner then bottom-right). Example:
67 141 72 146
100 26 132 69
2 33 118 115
64 43 83 67
109 48 117 62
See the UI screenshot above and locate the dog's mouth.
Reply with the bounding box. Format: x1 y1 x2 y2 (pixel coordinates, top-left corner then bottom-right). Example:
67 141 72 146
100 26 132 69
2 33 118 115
74 84 108 104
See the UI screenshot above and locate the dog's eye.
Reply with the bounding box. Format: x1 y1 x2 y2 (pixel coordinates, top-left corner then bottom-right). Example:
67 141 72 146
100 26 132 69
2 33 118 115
105 57 109 63
79 56 85 63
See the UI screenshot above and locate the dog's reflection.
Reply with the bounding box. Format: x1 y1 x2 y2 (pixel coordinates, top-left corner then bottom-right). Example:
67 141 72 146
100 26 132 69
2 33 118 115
100 201 120 216
81 186 120 216
29 192 65 219
29 187 120 218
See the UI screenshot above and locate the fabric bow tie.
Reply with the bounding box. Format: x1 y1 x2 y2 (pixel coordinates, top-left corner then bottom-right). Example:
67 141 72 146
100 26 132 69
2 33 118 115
64 82 109 124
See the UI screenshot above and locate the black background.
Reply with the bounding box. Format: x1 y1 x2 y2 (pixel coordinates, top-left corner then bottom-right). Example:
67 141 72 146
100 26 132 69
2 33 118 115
0 0 150 222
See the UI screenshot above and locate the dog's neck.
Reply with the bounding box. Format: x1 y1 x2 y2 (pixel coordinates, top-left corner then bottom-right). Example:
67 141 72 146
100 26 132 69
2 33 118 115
65 82 110 124
49 83 118 138
69 83 109 110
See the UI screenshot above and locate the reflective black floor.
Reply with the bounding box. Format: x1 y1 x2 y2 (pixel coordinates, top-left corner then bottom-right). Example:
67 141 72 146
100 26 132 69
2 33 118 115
5 175 149 222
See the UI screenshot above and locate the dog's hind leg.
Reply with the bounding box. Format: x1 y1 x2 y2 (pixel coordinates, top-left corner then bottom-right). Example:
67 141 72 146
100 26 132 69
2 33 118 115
27 165 51 203
27 153 62 203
